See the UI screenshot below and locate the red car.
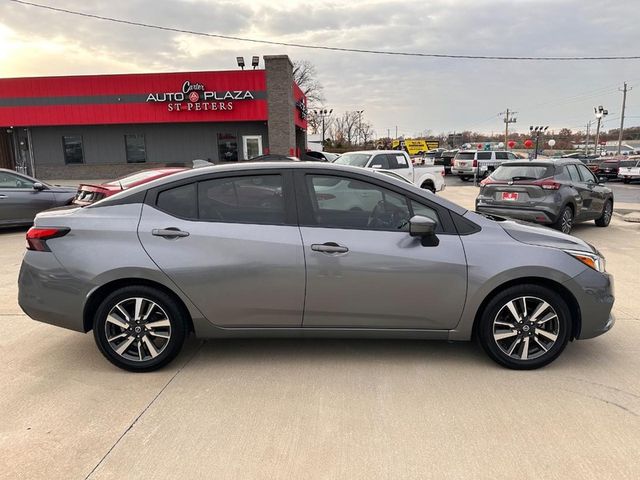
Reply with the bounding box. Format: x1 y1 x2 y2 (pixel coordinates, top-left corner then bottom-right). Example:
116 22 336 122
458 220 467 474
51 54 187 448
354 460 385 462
73 168 186 206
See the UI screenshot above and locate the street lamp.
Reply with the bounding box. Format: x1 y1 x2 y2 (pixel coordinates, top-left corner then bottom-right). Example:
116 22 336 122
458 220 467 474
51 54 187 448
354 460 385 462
236 57 245 69
529 126 549 159
594 105 608 156
251 56 259 69
313 108 333 148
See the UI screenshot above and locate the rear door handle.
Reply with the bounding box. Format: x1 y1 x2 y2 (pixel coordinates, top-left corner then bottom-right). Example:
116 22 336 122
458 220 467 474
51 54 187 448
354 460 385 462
311 242 349 254
0 194 6 198
152 228 190 238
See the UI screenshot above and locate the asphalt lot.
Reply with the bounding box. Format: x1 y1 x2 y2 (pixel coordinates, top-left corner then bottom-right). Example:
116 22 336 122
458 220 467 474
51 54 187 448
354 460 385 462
1 184 639 479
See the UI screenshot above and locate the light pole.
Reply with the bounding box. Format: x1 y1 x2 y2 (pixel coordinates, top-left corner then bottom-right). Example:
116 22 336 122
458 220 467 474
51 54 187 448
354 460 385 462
594 105 608 156
529 126 548 159
356 110 364 146
313 108 333 148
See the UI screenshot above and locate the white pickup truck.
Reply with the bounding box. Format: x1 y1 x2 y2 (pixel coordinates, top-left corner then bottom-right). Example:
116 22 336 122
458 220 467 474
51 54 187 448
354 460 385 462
333 150 445 192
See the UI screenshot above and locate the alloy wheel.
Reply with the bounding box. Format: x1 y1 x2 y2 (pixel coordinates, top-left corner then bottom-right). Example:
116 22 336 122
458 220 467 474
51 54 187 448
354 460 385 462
492 296 560 361
561 208 573 234
105 297 172 362
603 202 612 224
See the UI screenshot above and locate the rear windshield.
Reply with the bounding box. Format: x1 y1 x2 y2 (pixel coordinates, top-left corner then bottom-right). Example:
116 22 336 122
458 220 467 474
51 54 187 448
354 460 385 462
490 164 553 181
334 153 372 167
455 152 475 160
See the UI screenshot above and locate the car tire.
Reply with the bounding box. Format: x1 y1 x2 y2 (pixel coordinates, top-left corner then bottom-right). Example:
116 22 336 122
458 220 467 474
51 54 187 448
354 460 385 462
552 205 573 234
93 285 188 372
623 178 630 184
595 199 613 227
460 176 469 182
477 284 571 370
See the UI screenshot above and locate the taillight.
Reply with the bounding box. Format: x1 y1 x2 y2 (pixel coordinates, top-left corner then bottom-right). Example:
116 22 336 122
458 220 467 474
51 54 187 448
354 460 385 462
533 178 561 190
26 227 70 251
472 160 478 167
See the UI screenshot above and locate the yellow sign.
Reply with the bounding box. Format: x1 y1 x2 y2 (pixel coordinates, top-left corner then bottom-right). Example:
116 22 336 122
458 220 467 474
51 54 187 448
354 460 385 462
391 139 440 155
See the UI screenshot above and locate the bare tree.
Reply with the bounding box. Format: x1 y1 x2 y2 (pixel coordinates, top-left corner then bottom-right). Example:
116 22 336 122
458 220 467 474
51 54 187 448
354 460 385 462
333 111 360 146
292 60 325 105
357 121 376 147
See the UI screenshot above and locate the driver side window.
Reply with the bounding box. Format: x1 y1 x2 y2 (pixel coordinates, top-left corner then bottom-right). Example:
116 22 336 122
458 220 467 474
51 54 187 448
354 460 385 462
306 175 411 231
0 172 34 189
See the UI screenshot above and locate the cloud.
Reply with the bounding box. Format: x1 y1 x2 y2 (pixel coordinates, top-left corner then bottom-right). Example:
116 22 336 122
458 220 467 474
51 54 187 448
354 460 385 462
1 0 639 135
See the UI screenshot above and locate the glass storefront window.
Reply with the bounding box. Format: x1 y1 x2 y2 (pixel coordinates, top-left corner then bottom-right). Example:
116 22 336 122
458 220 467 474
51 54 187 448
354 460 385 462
218 133 238 162
62 136 84 164
125 134 146 163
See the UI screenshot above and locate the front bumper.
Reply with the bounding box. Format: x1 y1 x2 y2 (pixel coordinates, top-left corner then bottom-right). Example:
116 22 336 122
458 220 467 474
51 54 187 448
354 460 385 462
564 268 615 340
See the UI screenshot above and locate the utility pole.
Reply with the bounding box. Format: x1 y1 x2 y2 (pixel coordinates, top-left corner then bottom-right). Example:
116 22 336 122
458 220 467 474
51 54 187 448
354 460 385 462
395 125 398 140
585 121 591 155
356 110 364 146
500 109 517 149
617 82 631 154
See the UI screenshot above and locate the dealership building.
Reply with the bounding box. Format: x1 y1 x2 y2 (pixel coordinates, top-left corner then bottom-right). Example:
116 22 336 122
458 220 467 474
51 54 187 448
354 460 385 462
0 55 307 179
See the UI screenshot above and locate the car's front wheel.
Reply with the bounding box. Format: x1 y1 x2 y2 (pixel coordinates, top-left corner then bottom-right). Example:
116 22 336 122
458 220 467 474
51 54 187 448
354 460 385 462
477 284 571 369
93 286 188 372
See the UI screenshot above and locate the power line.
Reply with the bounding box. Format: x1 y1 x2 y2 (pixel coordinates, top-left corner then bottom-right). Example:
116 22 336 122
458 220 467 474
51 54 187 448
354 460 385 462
7 0 640 62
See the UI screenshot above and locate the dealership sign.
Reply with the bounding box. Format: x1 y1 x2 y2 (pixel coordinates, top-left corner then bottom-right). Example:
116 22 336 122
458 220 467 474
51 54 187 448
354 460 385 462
146 80 255 112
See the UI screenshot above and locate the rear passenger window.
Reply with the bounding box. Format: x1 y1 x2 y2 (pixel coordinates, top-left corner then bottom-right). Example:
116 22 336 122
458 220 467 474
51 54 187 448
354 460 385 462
495 152 508 160
157 183 197 219
477 152 492 160
577 164 597 183
198 175 285 224
388 154 409 170
566 164 582 182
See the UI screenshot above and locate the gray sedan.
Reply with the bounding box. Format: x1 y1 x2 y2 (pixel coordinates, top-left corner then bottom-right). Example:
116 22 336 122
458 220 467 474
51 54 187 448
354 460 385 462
18 162 614 371
0 168 76 227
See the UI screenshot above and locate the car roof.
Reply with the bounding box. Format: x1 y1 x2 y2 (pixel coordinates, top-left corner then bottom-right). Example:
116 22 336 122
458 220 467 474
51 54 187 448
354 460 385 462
497 158 579 166
95 161 467 215
340 150 406 155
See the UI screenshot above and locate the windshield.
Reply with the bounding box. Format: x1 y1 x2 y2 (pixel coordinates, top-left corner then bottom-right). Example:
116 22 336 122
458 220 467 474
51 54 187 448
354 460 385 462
334 153 372 167
106 170 166 188
490 164 553 181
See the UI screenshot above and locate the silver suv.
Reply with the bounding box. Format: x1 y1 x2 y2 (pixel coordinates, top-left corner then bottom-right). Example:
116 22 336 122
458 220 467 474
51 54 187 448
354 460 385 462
451 150 518 180
475 159 614 233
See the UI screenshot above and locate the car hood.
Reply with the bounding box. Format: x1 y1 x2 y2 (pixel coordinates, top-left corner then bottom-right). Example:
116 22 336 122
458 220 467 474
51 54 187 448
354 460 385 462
497 217 595 253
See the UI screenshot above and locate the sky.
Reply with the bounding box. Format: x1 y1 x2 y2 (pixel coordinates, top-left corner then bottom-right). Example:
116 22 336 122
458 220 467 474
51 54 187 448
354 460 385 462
1 0 639 139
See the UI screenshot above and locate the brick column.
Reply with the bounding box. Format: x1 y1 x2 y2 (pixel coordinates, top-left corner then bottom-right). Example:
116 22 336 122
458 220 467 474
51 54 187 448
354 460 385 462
264 55 295 156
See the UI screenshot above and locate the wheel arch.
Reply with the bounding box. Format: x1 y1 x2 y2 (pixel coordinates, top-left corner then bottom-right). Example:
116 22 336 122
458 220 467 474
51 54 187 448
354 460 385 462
471 276 581 341
83 278 195 334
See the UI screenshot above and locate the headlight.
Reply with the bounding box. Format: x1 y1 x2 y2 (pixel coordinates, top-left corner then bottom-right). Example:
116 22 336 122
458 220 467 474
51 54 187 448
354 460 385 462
564 249 606 273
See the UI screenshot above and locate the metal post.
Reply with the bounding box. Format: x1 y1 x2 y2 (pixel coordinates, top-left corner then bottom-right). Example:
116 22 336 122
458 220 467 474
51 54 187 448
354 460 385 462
585 121 591 155
595 116 602 157
617 82 630 154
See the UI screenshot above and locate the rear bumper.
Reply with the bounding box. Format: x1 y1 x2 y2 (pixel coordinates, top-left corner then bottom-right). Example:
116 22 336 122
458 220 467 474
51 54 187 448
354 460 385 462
475 204 557 224
563 268 615 340
18 252 88 333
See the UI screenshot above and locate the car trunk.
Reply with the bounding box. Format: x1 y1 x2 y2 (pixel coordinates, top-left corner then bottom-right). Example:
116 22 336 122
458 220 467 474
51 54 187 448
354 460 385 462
477 164 555 207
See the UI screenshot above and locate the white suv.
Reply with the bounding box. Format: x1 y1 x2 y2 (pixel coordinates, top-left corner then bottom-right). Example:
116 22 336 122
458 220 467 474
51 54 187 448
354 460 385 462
451 150 518 180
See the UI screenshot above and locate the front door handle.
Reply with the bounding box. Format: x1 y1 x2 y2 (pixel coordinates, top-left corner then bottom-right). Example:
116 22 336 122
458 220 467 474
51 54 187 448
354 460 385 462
311 242 349 254
0 194 7 199
152 228 190 238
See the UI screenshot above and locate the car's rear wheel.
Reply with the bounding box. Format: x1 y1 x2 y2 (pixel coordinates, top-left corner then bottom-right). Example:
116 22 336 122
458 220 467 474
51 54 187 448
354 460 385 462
623 178 630 184
93 286 188 372
478 285 571 370
553 205 573 234
595 199 613 227
421 181 436 193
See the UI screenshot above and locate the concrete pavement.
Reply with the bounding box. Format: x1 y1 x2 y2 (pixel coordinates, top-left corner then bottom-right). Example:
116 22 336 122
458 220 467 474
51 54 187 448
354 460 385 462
0 185 639 479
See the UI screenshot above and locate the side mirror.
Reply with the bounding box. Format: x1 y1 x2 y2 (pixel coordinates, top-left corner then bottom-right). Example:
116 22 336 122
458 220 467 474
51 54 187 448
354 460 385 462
33 182 46 191
409 215 439 246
